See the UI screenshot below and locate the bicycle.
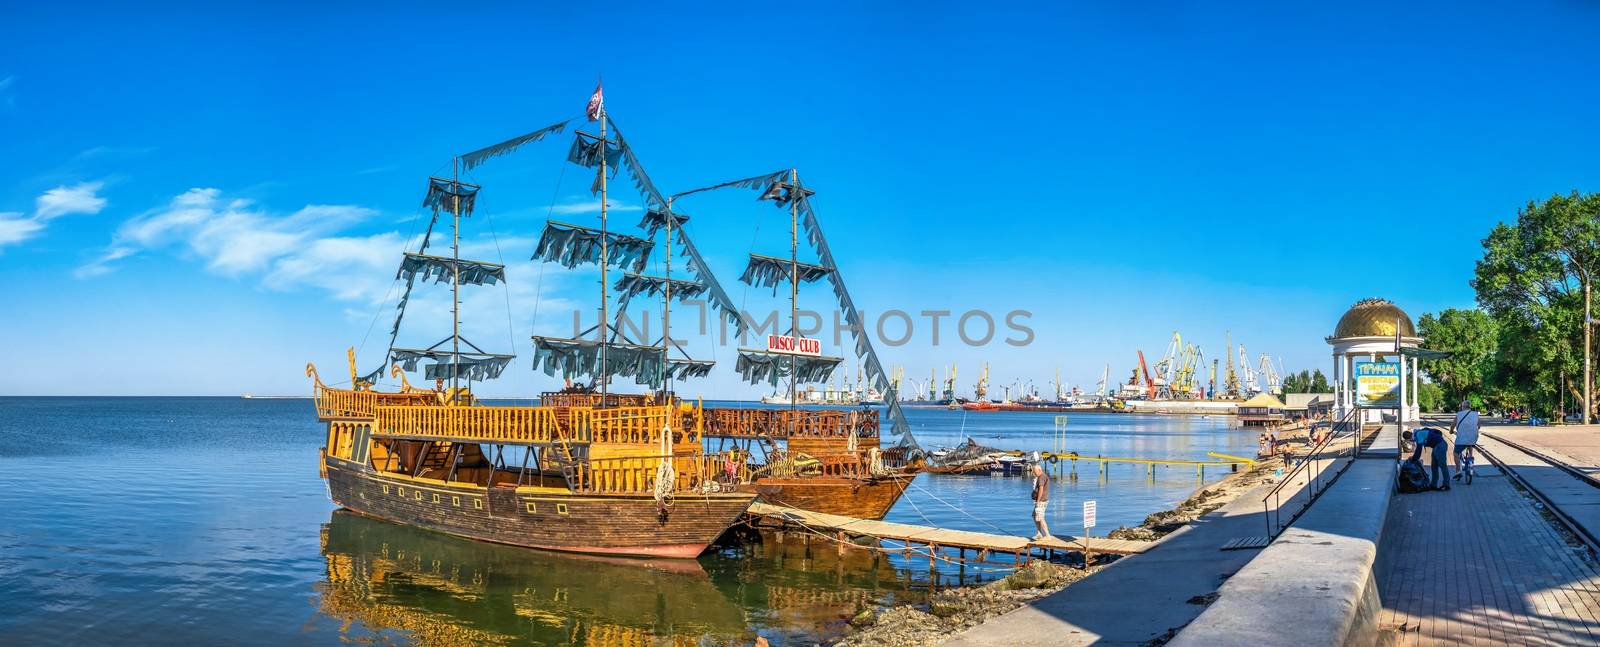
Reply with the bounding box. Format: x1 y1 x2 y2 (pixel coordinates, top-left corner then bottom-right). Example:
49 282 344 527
1455 445 1475 485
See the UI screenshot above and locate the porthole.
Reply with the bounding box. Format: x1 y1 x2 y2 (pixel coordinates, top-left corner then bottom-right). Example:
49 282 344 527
452 496 461 507
473 499 483 510
525 502 538 514
432 493 440 504
556 503 569 516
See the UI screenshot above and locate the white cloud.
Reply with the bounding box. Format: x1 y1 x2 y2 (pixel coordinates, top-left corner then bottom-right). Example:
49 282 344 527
264 232 405 302
548 198 643 215
35 181 107 219
0 182 108 252
0 212 43 249
83 187 379 279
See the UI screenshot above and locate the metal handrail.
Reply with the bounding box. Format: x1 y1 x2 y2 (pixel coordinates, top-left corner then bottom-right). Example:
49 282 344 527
1262 406 1364 539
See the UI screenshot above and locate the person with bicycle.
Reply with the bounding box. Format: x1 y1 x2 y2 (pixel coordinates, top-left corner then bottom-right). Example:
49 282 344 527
1452 399 1481 483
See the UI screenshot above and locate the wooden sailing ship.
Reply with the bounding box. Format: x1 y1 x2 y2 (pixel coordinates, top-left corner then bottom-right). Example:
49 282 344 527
309 87 755 558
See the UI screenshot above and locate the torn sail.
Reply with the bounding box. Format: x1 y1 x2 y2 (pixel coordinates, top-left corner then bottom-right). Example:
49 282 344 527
613 272 707 306
532 336 709 389
739 253 832 294
567 132 623 168
533 221 653 271
422 178 479 217
390 347 513 383
397 253 506 286
735 350 842 387
458 120 569 172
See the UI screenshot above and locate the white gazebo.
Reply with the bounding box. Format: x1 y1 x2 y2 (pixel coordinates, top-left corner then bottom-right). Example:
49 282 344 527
1326 298 1423 427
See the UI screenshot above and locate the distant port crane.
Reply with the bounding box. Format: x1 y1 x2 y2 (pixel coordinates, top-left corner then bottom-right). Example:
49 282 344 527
1240 344 1261 395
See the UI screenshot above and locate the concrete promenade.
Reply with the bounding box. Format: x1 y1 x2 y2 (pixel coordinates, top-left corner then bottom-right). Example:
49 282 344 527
1377 423 1600 645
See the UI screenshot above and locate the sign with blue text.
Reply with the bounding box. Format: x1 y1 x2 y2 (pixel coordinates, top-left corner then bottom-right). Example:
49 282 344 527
1355 361 1401 408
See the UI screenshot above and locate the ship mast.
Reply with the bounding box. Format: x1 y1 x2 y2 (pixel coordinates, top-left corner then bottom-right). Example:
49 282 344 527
451 157 462 400
598 103 610 405
662 196 674 396
788 168 799 422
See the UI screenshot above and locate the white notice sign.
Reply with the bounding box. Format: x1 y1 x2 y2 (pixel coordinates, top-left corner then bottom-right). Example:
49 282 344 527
1083 500 1097 529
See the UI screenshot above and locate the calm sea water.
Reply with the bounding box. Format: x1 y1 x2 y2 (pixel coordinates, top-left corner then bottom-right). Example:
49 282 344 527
0 397 1255 645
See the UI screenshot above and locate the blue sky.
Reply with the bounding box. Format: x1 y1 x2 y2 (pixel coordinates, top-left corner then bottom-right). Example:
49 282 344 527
4 2 1599 397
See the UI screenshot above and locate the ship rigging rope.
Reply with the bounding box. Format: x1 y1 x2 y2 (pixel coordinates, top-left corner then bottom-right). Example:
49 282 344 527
529 158 569 357
653 423 677 508
355 196 436 389
480 197 519 364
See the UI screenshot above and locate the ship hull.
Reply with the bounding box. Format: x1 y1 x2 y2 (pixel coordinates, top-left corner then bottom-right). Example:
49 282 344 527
324 458 754 559
746 474 912 520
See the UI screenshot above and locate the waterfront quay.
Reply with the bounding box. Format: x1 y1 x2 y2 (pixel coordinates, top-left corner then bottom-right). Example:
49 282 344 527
937 300 1600 646
939 419 1600 646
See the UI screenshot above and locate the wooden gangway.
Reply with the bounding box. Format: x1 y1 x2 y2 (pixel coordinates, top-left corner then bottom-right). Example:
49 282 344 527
747 502 1152 566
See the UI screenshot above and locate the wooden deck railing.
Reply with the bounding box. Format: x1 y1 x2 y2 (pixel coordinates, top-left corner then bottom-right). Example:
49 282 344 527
568 451 727 494
568 406 703 445
313 382 438 420
374 405 566 444
702 408 879 440
364 403 705 448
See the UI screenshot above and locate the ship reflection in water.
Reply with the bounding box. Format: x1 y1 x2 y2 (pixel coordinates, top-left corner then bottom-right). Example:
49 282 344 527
316 511 933 645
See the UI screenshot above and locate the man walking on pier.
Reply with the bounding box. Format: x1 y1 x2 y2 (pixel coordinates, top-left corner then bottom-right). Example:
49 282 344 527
1031 460 1052 540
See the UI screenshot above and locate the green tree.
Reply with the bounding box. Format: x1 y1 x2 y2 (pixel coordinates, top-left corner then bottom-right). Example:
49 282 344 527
1472 191 1600 418
1278 370 1326 394
1309 369 1331 393
1416 308 1497 405
1417 382 1445 412
1281 370 1307 394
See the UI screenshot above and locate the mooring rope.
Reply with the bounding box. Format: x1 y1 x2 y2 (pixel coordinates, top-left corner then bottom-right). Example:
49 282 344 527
903 479 1011 534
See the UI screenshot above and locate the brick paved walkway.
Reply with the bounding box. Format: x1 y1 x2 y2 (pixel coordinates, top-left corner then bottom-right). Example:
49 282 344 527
1379 448 1600 646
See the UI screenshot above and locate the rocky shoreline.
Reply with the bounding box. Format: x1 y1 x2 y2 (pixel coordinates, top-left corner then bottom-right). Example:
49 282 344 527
831 455 1283 647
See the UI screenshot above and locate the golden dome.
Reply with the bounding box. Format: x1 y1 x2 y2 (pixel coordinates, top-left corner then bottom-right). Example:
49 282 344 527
1332 298 1417 339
